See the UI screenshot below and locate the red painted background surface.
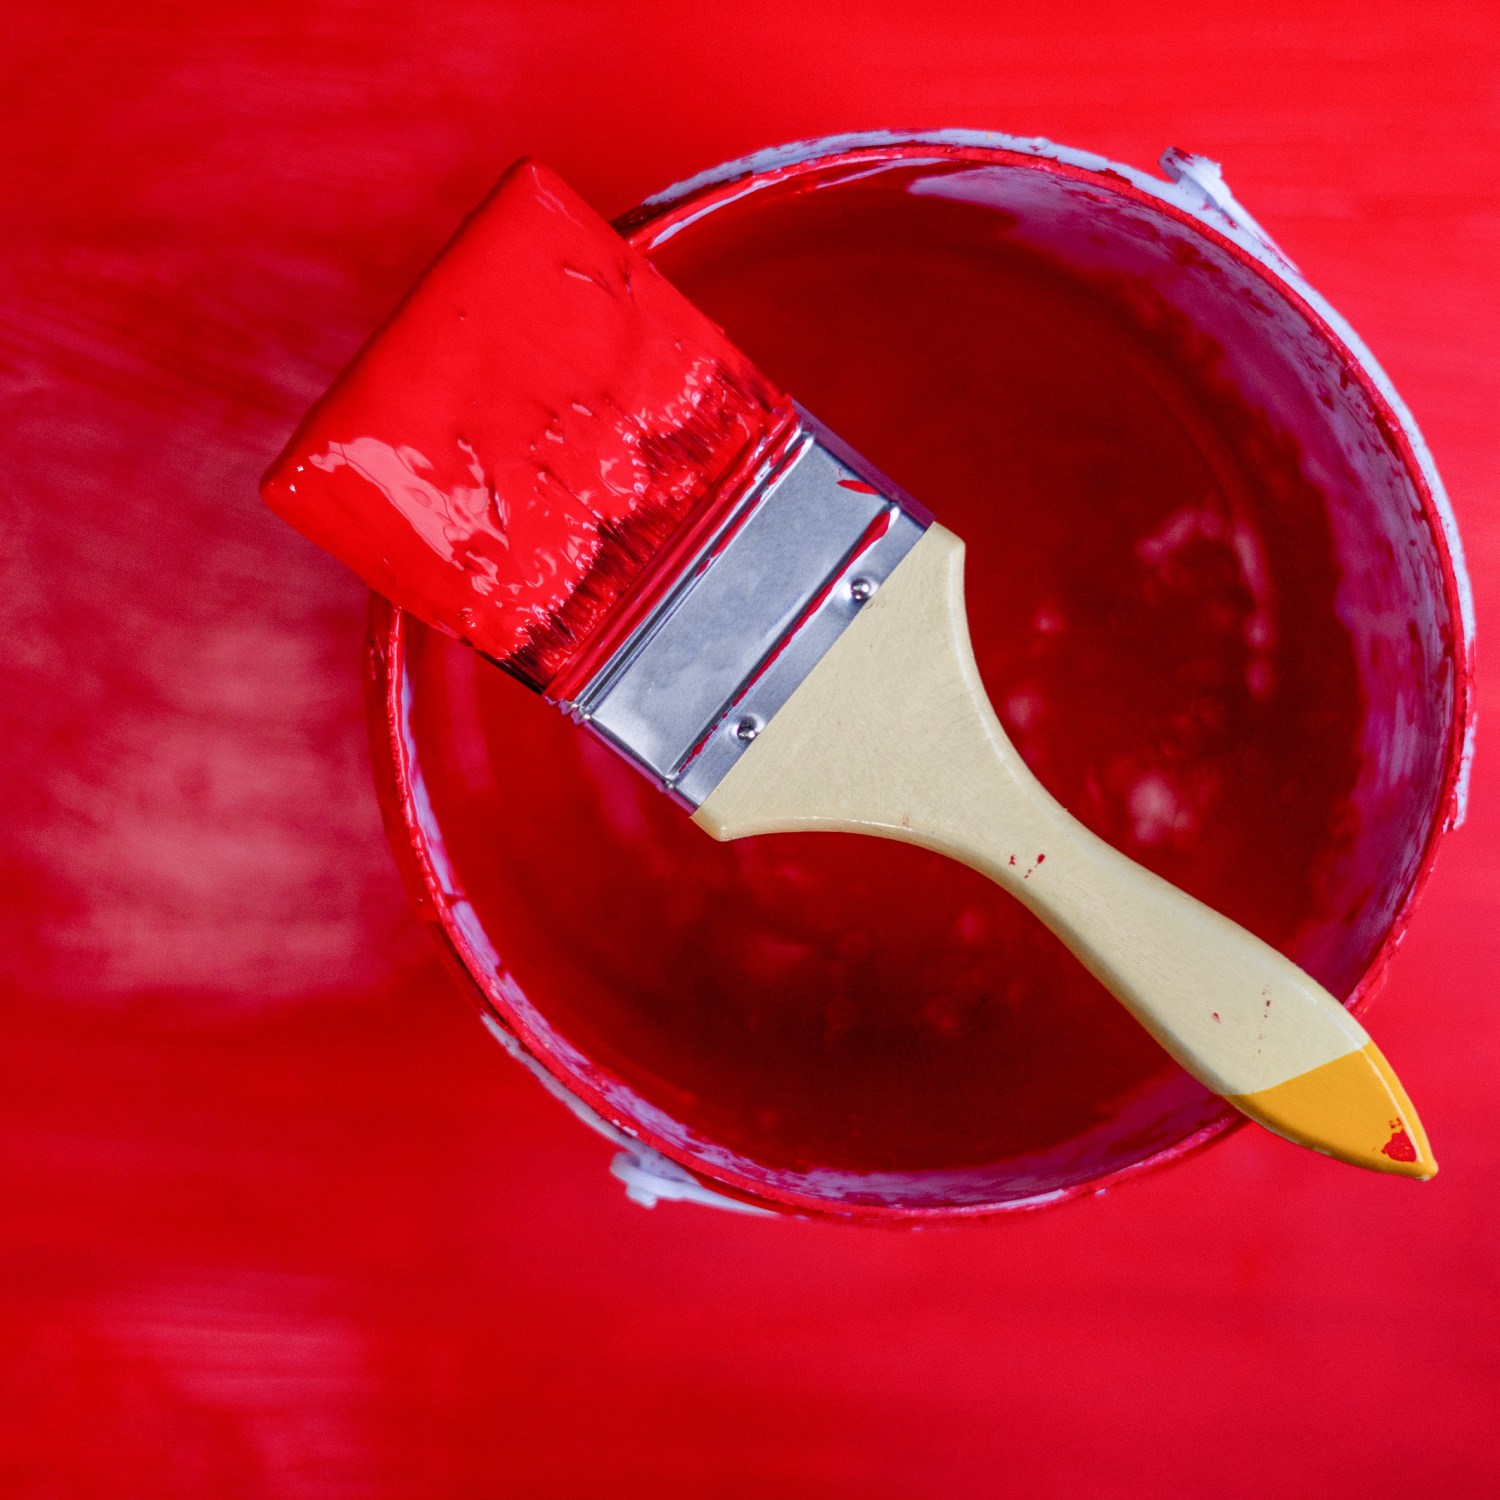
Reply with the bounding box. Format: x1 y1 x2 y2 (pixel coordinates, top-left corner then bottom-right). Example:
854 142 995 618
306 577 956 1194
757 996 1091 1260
2 2 1496 1494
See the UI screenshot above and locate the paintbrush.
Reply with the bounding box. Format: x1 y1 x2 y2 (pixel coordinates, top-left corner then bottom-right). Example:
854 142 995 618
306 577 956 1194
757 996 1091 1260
264 159 1434 1179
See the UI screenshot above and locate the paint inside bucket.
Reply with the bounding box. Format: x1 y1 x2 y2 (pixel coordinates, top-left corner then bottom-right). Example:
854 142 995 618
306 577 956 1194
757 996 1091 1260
369 138 1468 1218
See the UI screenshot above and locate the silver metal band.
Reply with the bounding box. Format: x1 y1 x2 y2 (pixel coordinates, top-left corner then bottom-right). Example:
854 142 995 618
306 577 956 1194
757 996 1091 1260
562 415 929 807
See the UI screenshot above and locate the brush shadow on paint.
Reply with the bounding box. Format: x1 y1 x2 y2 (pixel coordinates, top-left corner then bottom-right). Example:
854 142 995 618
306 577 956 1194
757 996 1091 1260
375 147 1459 1215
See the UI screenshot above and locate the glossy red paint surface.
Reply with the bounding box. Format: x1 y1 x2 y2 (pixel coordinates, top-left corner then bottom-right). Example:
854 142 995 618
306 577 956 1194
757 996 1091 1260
3 1 1498 1494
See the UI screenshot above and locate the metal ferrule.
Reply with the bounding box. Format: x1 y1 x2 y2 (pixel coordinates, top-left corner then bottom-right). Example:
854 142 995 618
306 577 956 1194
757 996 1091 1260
561 409 930 808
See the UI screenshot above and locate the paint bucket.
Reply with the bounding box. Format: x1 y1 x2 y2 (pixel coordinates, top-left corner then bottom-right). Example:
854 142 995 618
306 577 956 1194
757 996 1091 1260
367 132 1473 1220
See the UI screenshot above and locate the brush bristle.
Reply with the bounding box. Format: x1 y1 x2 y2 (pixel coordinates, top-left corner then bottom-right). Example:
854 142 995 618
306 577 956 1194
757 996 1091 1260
261 158 798 693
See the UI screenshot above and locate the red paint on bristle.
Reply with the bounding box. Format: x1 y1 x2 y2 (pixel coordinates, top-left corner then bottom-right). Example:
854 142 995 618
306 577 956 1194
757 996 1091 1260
260 159 799 694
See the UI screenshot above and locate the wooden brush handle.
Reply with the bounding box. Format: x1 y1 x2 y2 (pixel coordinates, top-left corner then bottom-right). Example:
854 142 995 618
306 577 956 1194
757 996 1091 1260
694 526 1433 1177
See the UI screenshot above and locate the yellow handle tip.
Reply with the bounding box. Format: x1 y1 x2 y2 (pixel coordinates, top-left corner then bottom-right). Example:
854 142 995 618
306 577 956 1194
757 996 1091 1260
1230 1042 1436 1180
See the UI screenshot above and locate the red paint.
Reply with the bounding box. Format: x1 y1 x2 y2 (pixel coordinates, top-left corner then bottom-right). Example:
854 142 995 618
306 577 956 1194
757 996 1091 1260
375 143 1465 1215
262 161 798 693
1382 1124 1419 1163
837 479 882 494
5 2 1497 1494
